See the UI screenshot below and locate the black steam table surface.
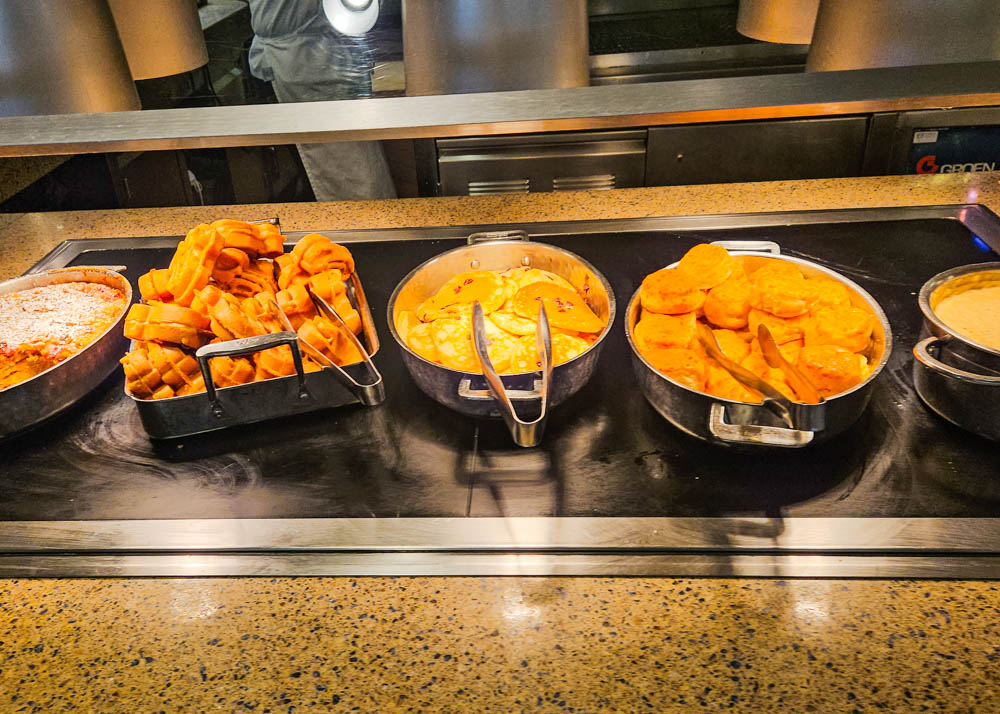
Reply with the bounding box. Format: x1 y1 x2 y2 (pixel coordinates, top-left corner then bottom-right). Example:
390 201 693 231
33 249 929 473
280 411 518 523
2 205 999 577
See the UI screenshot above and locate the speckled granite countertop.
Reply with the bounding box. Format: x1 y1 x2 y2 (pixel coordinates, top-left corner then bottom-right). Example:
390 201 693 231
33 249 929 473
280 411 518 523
2 174 1000 712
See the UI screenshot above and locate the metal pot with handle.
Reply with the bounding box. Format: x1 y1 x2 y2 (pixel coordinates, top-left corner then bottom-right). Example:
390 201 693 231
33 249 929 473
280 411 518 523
624 240 893 448
913 262 1000 441
387 230 615 447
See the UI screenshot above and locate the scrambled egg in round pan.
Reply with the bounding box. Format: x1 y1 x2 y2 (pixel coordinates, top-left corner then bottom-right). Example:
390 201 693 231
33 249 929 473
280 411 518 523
397 267 606 375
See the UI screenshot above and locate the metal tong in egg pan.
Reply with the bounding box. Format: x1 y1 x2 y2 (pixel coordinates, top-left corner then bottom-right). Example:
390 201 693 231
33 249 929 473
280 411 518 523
471 300 553 448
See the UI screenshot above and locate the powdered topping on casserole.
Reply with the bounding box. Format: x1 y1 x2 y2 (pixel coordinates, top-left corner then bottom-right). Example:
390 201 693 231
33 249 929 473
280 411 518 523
0 281 126 390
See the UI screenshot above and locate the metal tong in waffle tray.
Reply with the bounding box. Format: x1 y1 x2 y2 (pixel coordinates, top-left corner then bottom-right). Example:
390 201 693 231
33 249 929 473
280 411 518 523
125 272 383 439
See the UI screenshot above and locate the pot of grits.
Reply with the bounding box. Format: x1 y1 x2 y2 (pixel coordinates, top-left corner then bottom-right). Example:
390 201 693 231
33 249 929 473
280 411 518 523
913 262 1000 441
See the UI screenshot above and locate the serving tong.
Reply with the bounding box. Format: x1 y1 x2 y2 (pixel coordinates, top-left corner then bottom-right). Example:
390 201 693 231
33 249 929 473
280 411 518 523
696 323 823 432
471 300 553 448
194 279 384 419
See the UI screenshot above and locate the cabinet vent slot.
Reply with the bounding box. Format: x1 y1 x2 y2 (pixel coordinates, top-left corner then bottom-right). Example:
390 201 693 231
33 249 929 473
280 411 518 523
467 179 530 195
553 174 616 191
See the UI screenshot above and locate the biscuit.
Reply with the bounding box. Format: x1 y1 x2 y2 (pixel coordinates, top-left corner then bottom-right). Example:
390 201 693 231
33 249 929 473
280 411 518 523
640 268 706 315
703 274 752 329
805 305 873 353
677 243 740 290
705 362 762 403
809 277 853 309
634 311 696 352
643 347 707 391
711 328 751 363
747 308 808 345
798 344 869 396
750 270 814 318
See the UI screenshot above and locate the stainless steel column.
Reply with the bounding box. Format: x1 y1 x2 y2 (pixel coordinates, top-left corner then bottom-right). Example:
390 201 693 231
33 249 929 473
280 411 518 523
402 0 589 96
107 0 208 80
807 0 1000 72
0 0 140 117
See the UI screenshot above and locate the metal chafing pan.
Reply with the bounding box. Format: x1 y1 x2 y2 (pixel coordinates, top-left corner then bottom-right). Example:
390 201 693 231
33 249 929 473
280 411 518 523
387 230 615 447
125 273 383 440
625 240 893 448
913 261 1000 441
0 266 132 439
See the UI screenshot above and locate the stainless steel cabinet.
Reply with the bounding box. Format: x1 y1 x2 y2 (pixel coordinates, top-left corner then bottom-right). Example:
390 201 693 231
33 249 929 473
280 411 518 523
436 130 647 195
646 117 868 186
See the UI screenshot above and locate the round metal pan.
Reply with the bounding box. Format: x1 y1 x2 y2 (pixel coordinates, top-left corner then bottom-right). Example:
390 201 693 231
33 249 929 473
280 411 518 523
0 266 132 440
387 231 615 444
625 241 893 448
913 261 1000 441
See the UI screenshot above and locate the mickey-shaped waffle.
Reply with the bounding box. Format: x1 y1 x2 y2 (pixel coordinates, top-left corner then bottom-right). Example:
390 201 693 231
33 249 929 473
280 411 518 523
122 224 366 400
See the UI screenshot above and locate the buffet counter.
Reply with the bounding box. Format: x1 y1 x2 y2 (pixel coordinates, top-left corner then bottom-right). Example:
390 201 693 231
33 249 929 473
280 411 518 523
2 173 1000 711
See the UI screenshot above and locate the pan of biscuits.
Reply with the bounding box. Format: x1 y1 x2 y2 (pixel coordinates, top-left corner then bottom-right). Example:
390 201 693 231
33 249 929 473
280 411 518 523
120 219 383 439
625 241 892 448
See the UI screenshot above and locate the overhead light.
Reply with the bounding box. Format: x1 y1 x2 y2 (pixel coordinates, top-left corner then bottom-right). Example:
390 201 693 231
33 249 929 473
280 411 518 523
323 0 379 37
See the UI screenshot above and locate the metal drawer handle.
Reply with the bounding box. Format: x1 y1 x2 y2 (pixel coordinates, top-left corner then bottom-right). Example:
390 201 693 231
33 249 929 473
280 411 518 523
710 240 781 254
708 403 814 448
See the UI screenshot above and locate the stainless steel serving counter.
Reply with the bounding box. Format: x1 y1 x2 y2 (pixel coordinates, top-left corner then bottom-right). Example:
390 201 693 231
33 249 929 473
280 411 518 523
5 204 1000 579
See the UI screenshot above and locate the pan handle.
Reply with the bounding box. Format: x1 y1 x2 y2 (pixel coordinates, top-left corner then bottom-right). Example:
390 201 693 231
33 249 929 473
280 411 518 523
710 240 781 254
196 332 310 418
470 300 553 447
467 229 529 244
914 336 1000 384
708 403 815 448
457 379 543 401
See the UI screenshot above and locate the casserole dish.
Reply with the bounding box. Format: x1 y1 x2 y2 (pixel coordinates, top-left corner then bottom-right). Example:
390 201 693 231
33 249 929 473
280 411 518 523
1 266 132 439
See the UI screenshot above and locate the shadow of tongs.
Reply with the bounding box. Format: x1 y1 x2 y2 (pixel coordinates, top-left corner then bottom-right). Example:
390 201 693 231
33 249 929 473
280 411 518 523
471 300 553 448
696 323 805 430
266 291 385 406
